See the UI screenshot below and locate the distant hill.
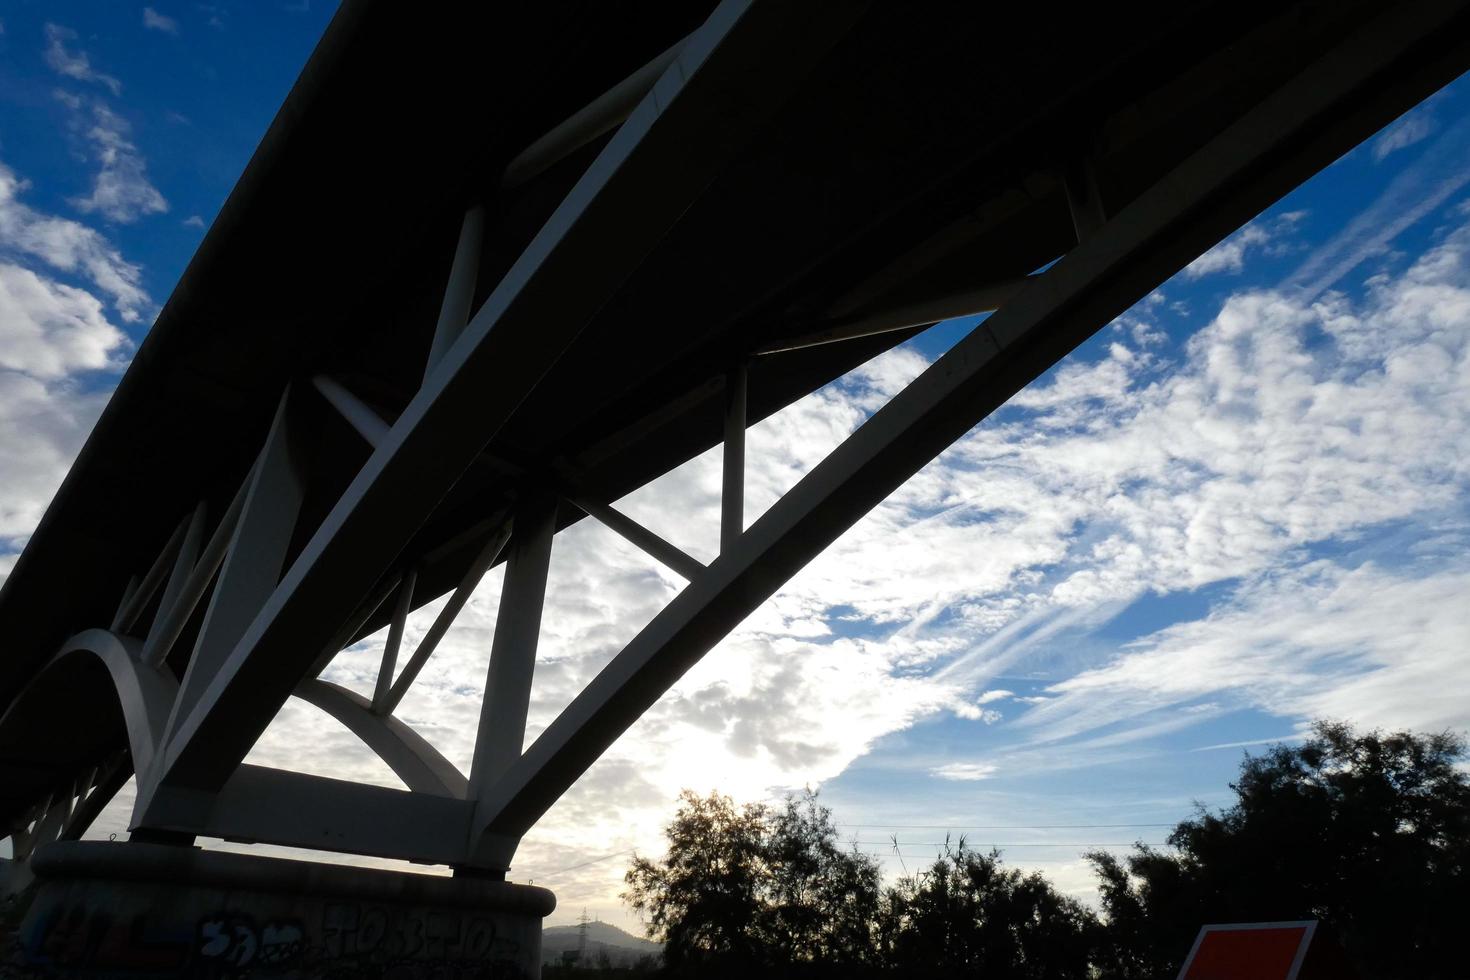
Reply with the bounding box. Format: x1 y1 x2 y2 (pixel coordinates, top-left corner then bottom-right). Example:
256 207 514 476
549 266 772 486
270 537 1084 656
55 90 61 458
542 920 662 967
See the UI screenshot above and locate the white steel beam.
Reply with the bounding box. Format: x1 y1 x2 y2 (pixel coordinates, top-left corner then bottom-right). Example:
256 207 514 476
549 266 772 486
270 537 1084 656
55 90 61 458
501 36 689 190
2 631 177 783
754 276 1031 356
306 570 402 678
111 575 140 633
140 462 254 668
160 389 306 748
424 206 486 381
147 501 208 642
59 751 131 843
467 497 557 804
295 678 467 798
312 375 390 446
110 512 191 635
465 0 1463 863
379 522 513 717
371 568 416 711
141 764 474 866
142 0 865 816
720 363 747 553
566 495 704 581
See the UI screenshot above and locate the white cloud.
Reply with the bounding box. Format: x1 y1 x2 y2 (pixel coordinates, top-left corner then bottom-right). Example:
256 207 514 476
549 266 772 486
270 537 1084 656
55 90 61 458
0 263 128 378
62 98 169 223
0 156 136 557
1184 223 1272 278
41 25 167 224
1288 114 1470 298
1031 562 1470 744
0 369 113 542
1183 211 1306 280
0 161 152 320
143 8 180 35
43 24 121 96
183 214 205 228
949 701 1003 723
1374 107 1436 161
932 763 998 781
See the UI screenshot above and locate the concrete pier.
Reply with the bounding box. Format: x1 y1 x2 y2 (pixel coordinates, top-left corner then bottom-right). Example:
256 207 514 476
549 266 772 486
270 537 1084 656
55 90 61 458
9 841 554 978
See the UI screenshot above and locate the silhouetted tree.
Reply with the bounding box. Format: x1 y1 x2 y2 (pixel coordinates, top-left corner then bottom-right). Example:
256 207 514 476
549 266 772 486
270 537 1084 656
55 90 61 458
1087 720 1470 979
624 790 769 971
623 789 881 976
625 721 1468 977
762 791 883 966
878 839 1098 979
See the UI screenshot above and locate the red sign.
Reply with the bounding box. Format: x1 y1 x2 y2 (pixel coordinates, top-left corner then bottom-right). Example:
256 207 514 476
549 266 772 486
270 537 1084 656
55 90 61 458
1176 921 1316 980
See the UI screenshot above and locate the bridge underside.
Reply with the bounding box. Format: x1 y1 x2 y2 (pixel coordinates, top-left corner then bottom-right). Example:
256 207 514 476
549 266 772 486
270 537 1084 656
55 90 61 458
2 0 1468 875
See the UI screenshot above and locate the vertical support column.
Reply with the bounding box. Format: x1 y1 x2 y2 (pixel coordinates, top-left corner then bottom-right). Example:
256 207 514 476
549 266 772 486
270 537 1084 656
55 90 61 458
163 388 307 746
424 205 486 382
467 495 557 809
721 362 748 554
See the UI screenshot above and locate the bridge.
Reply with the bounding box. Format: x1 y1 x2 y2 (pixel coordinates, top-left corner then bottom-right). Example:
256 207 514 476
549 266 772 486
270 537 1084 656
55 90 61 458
1 0 1467 969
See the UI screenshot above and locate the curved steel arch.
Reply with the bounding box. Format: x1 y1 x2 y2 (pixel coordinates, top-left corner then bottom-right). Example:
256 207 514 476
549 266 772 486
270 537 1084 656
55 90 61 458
0 630 175 780
293 678 468 797
0 630 170 855
0 631 470 855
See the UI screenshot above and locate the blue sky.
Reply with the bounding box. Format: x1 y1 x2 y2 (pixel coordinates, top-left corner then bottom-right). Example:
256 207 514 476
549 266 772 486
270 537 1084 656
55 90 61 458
2 4 1468 929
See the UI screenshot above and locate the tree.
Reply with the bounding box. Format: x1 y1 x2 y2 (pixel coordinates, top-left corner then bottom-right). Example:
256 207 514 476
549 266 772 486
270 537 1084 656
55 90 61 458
623 790 770 971
879 839 1099 979
623 789 882 975
761 790 883 966
1087 721 1470 979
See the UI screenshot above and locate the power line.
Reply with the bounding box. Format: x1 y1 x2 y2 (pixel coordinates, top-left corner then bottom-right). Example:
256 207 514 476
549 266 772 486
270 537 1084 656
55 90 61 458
527 848 635 882
852 846 1170 852
836 822 1175 830
866 850 1142 865
521 833 1175 881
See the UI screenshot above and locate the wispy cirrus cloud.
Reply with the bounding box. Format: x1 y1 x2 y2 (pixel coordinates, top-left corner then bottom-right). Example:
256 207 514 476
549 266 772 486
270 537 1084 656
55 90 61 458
43 24 168 224
60 97 170 223
1026 562 1470 747
1374 106 1436 161
1288 113 1470 298
43 24 121 96
143 8 181 35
